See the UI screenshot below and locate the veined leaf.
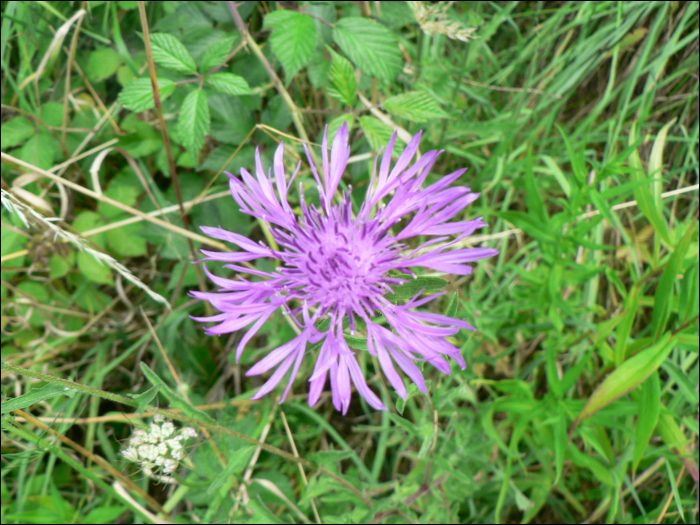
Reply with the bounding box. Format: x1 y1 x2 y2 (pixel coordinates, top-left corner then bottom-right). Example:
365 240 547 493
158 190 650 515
264 10 318 82
149 32 197 74
1 383 77 414
383 91 449 123
199 33 237 73
327 48 357 106
570 332 677 437
177 89 210 159
118 78 175 112
359 116 403 154
206 72 253 96
333 17 402 82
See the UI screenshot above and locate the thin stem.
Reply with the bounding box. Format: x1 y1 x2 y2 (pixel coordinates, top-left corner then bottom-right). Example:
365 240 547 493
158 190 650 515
2 361 374 507
137 1 211 314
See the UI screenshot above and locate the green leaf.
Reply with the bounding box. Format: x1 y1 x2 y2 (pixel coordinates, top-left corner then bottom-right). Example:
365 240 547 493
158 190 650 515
48 253 73 280
128 384 160 417
118 78 176 112
207 446 256 495
17 133 57 171
263 10 318 82
383 91 449 122
1 383 77 414
359 116 402 154
245 495 290 524
307 450 355 468
1 117 35 149
167 260 200 291
149 32 197 74
77 251 113 285
333 17 402 82
80 506 126 525
632 371 660 475
445 292 459 318
326 114 355 143
139 363 215 424
657 413 699 482
345 335 367 351
87 47 123 81
106 227 148 257
177 89 210 159
327 48 357 106
98 186 141 219
199 33 236 73
206 72 253 96
73 211 107 246
614 287 639 366
628 123 671 245
385 276 449 303
651 221 696 339
678 262 699 324
571 332 677 436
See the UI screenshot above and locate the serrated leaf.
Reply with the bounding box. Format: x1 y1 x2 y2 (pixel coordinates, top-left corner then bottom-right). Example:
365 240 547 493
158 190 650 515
571 333 677 437
1 117 35 149
77 251 113 285
264 10 318 82
327 114 355 143
359 116 403 154
207 446 256 495
1 383 77 414
386 276 448 303
384 91 449 122
206 72 252 95
118 78 176 112
177 89 210 159
129 384 160 416
333 17 402 82
327 49 357 106
199 33 236 72
87 47 123 81
149 32 197 74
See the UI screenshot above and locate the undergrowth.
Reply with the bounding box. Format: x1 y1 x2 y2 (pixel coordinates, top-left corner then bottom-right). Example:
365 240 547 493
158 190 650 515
1 2 698 523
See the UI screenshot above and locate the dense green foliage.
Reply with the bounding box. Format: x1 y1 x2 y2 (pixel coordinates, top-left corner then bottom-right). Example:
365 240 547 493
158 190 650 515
1 1 698 523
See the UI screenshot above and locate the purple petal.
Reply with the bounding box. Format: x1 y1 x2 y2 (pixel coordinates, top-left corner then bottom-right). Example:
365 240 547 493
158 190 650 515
345 355 386 411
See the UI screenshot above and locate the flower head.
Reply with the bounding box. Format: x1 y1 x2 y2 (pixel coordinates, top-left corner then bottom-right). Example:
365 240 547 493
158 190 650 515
193 123 498 414
121 417 197 483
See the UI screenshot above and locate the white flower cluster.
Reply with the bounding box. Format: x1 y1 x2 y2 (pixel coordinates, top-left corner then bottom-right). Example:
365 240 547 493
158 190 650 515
121 414 197 482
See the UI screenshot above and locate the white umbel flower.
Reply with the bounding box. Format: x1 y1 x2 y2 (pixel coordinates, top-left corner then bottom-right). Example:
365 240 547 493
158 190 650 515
121 415 197 484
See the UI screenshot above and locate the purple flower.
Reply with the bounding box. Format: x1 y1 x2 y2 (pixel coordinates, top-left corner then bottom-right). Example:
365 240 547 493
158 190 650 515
192 123 498 413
